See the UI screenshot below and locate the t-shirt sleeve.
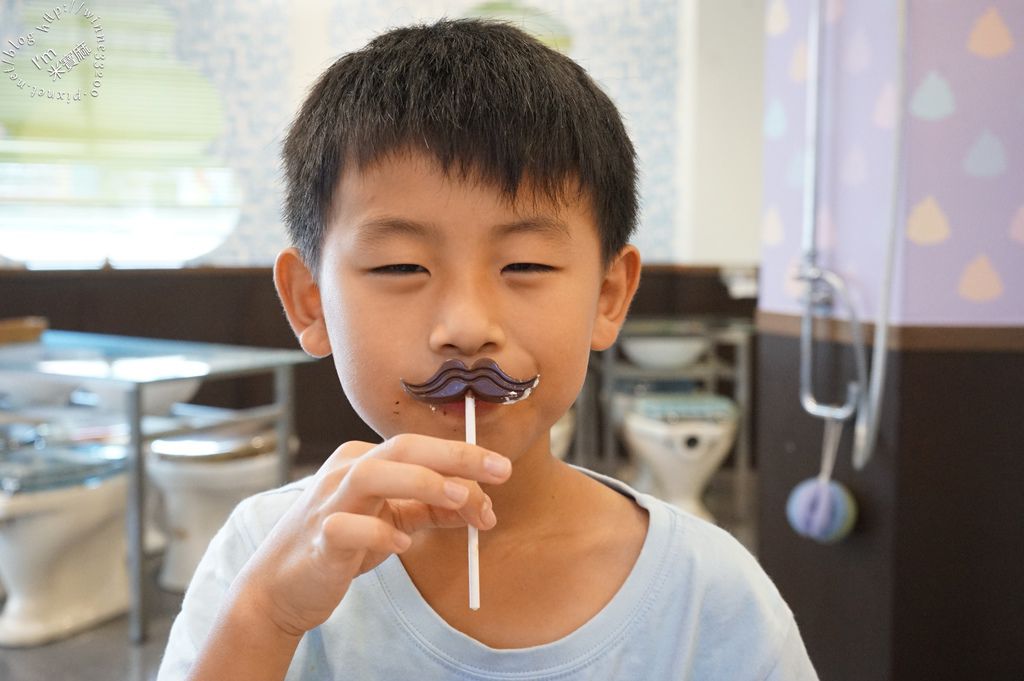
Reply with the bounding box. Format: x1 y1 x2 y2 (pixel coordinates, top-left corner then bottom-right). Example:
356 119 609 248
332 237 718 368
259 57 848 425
694 521 820 681
155 496 265 681
762 616 819 681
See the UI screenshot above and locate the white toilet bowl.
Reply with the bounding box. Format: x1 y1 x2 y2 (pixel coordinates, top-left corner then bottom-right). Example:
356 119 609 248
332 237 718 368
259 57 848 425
0 445 129 647
622 394 738 522
147 426 287 592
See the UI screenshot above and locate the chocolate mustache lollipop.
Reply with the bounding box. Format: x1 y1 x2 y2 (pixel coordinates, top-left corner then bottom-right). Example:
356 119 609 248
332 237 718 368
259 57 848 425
401 358 539 610
401 358 539 405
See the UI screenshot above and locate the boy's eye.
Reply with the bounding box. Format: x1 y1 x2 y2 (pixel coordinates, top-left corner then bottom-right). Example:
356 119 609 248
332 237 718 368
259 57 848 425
502 263 555 274
370 264 428 275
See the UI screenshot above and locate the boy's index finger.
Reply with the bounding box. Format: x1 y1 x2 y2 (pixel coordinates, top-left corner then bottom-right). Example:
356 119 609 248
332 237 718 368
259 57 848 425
376 433 512 482
324 439 378 467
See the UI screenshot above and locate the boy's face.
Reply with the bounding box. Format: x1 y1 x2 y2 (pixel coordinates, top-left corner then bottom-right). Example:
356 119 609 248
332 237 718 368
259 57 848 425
277 150 639 461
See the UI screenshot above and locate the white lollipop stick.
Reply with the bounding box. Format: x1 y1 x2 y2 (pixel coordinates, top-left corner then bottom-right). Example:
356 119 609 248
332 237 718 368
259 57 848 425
465 392 480 610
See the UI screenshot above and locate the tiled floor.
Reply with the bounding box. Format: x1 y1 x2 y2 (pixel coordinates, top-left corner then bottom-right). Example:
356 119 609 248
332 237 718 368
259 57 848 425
0 467 757 681
0 558 182 681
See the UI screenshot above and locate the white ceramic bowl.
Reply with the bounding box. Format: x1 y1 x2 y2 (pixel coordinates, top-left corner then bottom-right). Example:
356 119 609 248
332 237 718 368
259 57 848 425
619 337 709 370
76 378 202 416
0 375 77 409
0 345 79 408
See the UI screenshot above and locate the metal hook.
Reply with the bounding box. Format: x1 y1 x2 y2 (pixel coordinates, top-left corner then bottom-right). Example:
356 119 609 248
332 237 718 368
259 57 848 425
798 265 869 429
795 0 860 423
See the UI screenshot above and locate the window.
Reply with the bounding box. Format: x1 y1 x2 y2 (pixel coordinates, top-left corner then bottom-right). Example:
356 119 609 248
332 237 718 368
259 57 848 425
0 1 242 269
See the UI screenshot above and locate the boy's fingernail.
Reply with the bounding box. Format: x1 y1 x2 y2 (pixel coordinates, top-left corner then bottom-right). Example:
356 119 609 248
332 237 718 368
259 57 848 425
484 453 511 476
444 480 469 504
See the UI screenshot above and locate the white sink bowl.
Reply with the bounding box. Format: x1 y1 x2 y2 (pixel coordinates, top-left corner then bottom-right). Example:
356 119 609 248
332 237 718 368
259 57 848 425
0 375 77 409
77 378 203 416
619 337 708 370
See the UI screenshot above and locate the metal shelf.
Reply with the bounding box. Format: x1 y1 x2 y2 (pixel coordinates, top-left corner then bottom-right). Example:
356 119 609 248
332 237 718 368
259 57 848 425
574 316 754 523
605 359 737 382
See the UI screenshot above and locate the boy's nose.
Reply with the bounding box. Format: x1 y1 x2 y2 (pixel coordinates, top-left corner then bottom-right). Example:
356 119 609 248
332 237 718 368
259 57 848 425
427 279 506 357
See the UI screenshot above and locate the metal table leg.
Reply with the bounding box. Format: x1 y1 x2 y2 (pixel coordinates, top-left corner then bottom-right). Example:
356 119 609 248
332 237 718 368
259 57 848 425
127 386 147 644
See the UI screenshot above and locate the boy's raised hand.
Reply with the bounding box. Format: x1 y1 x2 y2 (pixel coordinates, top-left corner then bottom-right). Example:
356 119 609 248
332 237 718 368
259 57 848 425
233 434 511 638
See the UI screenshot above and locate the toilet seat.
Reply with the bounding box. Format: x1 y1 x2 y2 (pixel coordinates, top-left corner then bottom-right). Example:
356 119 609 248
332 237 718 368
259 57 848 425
0 464 124 520
148 423 280 463
630 393 737 424
0 443 126 495
146 424 288 591
0 445 130 647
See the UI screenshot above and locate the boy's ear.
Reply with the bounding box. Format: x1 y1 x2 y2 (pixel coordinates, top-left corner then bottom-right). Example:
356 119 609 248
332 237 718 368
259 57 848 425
273 248 332 358
591 245 642 351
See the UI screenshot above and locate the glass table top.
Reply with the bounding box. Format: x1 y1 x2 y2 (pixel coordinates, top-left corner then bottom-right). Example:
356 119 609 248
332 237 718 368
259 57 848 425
0 330 313 386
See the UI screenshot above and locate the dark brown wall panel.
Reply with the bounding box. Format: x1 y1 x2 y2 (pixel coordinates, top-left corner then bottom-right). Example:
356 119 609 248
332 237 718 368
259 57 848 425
756 332 896 681
1 266 754 465
892 350 1024 680
757 328 1024 681
0 269 375 464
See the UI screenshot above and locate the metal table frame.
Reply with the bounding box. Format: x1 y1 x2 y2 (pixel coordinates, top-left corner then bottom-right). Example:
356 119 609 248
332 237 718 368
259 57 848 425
0 331 311 643
122 366 296 643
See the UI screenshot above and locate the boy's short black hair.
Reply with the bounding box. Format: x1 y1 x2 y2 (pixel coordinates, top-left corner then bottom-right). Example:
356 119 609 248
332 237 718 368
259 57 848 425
282 18 638 274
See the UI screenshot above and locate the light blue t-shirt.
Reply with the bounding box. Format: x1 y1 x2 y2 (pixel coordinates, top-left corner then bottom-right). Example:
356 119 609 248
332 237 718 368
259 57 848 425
158 470 818 680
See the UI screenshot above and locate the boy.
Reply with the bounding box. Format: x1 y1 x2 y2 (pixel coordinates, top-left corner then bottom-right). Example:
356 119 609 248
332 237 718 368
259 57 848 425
158 18 818 680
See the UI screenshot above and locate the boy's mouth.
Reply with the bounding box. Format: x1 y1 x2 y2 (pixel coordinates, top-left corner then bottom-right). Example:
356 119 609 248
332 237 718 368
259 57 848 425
431 398 501 421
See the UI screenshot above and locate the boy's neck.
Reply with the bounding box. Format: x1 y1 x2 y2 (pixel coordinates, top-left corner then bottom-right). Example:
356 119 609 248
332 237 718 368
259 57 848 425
397 446 650 649
481 448 576 538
